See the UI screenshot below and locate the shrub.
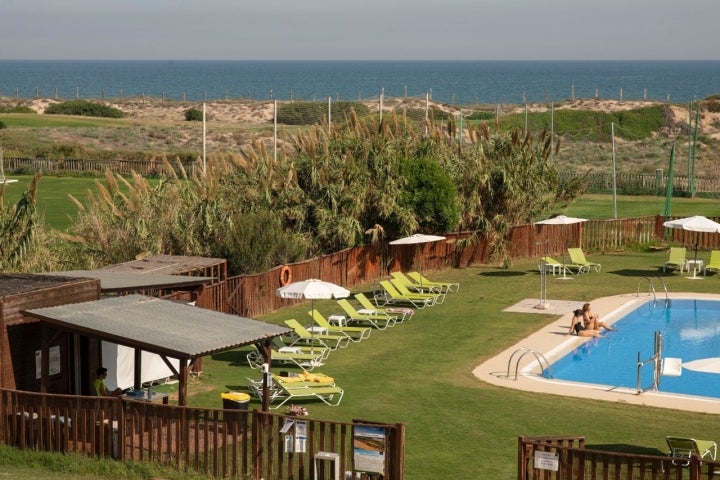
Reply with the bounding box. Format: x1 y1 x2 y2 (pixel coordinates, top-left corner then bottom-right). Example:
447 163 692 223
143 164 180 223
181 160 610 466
467 110 495 121
0 104 35 114
45 100 125 118
0 121 6 130
184 108 203 121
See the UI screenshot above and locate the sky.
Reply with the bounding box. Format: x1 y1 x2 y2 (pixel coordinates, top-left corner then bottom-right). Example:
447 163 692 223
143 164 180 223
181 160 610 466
1 0 719 61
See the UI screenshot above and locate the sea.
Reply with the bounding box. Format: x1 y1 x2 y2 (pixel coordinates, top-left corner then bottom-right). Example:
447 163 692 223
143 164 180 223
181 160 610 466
0 60 719 106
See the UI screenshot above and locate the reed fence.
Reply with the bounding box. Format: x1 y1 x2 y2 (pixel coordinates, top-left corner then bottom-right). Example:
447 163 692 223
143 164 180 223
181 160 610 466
0 388 403 479
518 436 720 480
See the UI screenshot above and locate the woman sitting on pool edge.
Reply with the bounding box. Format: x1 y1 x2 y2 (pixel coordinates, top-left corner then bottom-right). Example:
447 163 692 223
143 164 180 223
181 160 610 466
568 309 603 337
582 303 617 331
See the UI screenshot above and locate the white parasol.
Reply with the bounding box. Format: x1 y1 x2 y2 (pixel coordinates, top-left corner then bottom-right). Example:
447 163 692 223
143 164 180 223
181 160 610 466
389 233 447 245
389 233 447 282
535 215 588 280
663 215 720 279
275 279 350 351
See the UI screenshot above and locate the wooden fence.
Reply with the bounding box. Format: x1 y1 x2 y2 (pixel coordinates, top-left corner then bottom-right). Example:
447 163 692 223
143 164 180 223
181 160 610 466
199 215 720 318
518 435 720 479
0 388 404 479
4 157 201 177
559 171 720 194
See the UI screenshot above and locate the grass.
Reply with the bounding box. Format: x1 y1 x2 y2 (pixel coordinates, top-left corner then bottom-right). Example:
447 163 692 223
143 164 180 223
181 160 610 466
564 193 719 219
3 251 720 478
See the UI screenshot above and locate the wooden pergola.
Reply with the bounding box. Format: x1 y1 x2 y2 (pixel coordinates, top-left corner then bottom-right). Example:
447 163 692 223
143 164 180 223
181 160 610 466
23 294 290 408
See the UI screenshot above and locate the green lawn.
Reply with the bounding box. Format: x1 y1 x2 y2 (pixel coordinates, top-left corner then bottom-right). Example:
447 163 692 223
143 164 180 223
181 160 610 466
564 193 719 219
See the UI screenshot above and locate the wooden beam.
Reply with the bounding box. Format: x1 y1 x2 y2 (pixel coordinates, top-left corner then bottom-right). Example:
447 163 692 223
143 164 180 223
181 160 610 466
259 340 272 412
178 358 189 406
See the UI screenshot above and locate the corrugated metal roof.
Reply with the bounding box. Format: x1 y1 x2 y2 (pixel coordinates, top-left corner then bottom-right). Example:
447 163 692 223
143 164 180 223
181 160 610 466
98 255 225 275
24 294 290 359
0 273 95 296
44 270 213 292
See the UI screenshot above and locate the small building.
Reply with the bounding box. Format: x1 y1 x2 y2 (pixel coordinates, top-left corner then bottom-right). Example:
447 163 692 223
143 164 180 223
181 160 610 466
0 273 100 393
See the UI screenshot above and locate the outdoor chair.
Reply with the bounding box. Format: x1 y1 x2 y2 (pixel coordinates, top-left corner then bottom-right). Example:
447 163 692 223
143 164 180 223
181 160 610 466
407 271 460 293
308 309 372 341
377 280 435 309
354 293 414 322
538 256 588 275
704 250 720 276
663 247 687 273
666 436 717 466
389 278 445 304
390 271 444 294
246 345 327 371
246 374 344 409
284 319 351 350
336 299 397 329
567 247 601 272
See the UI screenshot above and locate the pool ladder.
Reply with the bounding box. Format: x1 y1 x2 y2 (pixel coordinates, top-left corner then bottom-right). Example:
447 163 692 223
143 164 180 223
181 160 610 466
636 276 669 306
637 330 663 394
506 347 553 380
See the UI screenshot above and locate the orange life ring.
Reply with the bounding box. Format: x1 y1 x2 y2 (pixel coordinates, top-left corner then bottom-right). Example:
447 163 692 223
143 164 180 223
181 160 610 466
279 265 292 286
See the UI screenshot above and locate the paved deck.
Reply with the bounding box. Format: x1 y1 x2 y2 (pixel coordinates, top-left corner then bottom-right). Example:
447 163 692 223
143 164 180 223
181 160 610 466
474 292 720 414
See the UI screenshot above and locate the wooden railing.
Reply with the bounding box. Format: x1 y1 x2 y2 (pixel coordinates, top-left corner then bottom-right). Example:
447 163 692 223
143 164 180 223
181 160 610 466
0 388 404 479
519 436 720 479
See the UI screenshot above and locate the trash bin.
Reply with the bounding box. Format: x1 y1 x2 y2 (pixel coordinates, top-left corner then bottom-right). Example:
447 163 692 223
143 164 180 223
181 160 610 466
221 392 250 410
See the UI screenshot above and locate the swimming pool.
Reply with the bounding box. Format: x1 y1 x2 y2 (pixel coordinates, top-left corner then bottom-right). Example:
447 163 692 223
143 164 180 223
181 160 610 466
549 299 720 399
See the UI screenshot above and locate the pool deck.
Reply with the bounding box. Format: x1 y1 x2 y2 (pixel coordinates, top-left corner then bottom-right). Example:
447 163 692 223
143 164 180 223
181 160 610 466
473 292 720 414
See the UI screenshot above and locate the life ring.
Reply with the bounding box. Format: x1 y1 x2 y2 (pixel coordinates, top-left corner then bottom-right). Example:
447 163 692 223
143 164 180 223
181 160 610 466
279 265 292 286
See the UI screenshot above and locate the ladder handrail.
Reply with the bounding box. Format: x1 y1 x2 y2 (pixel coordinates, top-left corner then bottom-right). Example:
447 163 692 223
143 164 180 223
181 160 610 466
636 330 663 394
636 276 670 305
506 347 554 381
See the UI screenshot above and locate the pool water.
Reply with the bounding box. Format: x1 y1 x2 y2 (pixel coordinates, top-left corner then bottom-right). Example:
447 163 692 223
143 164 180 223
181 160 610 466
549 299 720 399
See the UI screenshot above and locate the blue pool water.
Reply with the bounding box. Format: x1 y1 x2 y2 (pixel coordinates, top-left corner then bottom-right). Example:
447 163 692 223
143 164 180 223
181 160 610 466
550 299 720 399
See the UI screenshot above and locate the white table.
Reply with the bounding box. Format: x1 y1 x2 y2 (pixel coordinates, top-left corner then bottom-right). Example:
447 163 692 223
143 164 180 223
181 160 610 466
684 259 704 279
307 326 328 335
327 315 347 327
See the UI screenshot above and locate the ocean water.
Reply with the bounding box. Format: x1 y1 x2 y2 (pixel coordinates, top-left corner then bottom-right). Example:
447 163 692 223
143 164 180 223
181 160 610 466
0 60 719 106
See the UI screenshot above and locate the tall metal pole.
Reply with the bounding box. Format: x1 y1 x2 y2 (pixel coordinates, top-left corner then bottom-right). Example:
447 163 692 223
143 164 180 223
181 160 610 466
612 122 617 219
550 102 554 164
379 88 384 124
202 103 206 174
424 92 429 137
273 100 278 163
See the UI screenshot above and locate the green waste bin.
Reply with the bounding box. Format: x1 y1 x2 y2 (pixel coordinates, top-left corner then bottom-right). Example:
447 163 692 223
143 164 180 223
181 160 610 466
221 392 250 410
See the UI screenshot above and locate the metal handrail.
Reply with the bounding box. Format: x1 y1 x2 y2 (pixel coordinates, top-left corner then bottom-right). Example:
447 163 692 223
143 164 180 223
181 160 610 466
636 330 663 394
636 276 670 306
506 347 553 381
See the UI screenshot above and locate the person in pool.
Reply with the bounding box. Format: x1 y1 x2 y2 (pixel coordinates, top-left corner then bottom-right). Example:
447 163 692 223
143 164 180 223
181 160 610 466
568 309 603 337
582 303 617 331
